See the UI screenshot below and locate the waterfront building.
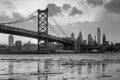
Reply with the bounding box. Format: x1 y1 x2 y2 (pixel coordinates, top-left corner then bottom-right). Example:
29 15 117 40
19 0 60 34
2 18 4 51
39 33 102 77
82 40 87 45
111 42 114 46
15 40 22 50
97 27 101 46
22 41 37 51
105 41 109 46
8 34 14 47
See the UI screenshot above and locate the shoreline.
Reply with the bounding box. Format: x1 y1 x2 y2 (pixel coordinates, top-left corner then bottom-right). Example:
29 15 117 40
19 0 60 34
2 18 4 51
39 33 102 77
0 52 119 54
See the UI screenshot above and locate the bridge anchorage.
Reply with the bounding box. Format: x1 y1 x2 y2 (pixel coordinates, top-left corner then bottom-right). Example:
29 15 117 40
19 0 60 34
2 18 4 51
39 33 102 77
0 8 78 53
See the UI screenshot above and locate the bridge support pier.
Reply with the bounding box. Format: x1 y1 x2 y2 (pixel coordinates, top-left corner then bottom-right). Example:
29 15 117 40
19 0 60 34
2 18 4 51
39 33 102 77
38 39 48 51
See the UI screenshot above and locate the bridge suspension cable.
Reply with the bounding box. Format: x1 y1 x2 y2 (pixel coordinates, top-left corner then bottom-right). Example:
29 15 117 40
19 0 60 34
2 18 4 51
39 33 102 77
48 10 68 37
48 23 60 37
0 10 37 24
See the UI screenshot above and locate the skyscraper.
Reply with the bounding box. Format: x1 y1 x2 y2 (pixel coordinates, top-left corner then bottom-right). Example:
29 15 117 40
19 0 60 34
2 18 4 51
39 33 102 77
97 27 101 46
102 34 106 45
93 35 97 46
77 31 82 43
94 35 96 42
71 32 75 40
88 33 93 46
8 34 14 47
75 31 82 52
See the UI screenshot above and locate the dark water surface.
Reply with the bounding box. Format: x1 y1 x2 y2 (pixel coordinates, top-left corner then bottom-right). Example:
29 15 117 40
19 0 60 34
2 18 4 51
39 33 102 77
0 53 120 80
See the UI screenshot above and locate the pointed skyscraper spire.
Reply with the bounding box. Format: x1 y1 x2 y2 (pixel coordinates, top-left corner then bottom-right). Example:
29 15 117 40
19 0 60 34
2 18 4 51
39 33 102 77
71 32 75 40
78 30 82 43
97 27 101 46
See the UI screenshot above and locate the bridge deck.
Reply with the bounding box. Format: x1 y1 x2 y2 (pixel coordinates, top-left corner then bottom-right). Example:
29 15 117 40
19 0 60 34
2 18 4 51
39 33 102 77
0 25 74 44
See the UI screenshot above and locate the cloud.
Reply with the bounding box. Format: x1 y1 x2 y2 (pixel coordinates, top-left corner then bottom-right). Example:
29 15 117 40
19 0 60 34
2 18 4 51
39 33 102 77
0 12 22 23
63 4 71 11
87 0 104 6
0 0 106 25
105 0 120 14
0 0 16 18
47 3 62 16
0 0 49 18
69 7 83 16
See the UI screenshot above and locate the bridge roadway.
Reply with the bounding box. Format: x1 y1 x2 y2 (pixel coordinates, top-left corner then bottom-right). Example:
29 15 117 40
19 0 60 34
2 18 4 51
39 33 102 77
0 25 74 45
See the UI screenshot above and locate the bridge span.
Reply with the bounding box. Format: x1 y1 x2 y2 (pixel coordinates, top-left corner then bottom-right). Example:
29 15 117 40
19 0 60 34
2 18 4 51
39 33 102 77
0 25 74 45
0 8 77 52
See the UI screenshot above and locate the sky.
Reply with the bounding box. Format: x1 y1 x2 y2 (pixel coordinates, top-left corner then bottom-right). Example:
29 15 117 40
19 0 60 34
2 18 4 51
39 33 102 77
0 0 120 44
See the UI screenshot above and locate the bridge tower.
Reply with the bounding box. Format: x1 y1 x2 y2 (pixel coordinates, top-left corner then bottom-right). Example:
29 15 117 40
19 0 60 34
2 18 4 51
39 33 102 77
37 8 48 51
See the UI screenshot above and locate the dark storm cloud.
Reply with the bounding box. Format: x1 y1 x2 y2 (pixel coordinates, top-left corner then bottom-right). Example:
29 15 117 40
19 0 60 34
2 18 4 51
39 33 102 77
69 7 83 16
47 3 62 16
87 0 104 6
105 0 120 14
63 4 71 11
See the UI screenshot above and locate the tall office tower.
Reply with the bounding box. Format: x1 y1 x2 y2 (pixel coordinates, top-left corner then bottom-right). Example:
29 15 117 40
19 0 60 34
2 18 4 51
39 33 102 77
8 34 14 47
97 27 101 46
75 31 82 52
71 32 75 40
102 34 106 45
93 35 97 46
94 35 96 42
78 31 82 43
88 33 93 46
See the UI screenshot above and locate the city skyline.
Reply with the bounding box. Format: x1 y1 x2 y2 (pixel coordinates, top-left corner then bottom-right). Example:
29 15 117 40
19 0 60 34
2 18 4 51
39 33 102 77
1 1 120 80
0 27 112 45
0 0 120 44
7 27 108 46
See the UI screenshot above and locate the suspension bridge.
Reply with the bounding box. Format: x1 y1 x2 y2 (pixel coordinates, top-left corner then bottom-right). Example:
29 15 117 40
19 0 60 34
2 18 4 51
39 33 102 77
0 8 76 53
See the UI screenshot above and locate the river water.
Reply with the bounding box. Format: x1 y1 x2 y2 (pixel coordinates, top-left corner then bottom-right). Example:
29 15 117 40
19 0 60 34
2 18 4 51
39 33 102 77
0 53 120 80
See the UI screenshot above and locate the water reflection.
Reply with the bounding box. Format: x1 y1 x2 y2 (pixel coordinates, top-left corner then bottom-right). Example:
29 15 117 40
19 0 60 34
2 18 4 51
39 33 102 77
0 55 120 80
